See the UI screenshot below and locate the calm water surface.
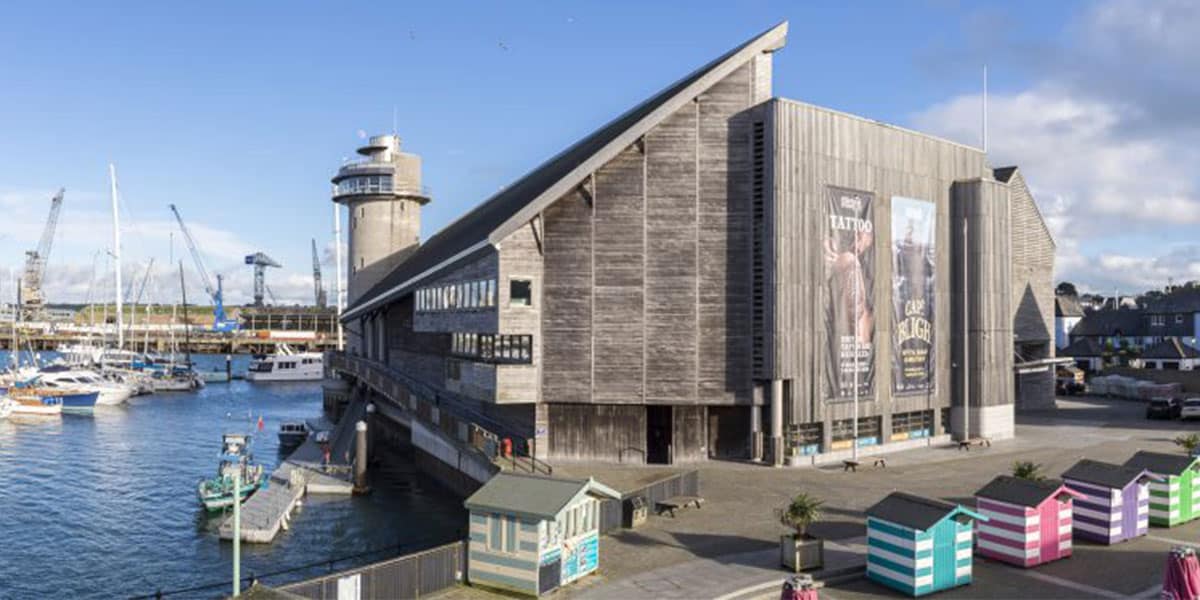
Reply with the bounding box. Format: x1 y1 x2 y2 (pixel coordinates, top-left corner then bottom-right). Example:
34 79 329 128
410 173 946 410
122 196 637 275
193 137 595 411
0 353 465 599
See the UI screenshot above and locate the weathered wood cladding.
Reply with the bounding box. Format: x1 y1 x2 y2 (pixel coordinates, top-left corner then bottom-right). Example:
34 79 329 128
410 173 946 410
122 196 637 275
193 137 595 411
547 404 646 462
496 224 542 404
760 98 992 428
952 179 1016 409
412 251 500 334
1008 170 1055 350
540 63 758 409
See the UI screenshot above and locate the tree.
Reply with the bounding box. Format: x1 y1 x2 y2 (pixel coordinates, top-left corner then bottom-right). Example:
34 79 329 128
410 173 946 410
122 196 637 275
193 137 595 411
777 493 824 538
1175 434 1200 455
1056 282 1078 297
1012 460 1046 482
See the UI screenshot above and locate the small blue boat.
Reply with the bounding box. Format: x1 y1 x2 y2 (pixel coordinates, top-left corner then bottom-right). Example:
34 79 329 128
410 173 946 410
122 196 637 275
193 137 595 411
57 391 100 412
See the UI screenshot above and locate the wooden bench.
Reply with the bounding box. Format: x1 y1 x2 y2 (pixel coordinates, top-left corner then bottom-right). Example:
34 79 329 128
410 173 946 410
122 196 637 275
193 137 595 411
957 438 992 451
842 458 887 472
656 495 704 517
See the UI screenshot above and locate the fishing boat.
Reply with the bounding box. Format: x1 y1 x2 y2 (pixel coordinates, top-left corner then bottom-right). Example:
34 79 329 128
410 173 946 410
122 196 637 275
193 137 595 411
150 370 203 392
197 433 264 511
277 421 310 451
246 345 323 382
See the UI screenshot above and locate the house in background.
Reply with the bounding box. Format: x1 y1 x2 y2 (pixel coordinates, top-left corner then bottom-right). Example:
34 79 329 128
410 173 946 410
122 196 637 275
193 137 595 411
464 473 619 596
865 492 985 597
1054 294 1084 350
1138 339 1200 371
974 475 1082 568
1059 337 1106 372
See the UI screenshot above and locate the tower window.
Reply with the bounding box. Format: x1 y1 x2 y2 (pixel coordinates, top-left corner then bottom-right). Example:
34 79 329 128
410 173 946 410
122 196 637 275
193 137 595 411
510 279 532 307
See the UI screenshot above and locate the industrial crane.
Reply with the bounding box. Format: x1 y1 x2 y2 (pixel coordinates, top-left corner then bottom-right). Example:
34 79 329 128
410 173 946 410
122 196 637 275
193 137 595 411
244 252 281 307
311 239 327 308
20 188 64 320
169 204 238 332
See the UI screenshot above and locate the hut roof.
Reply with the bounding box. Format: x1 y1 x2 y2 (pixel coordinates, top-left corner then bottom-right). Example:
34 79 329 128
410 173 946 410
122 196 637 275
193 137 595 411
974 475 1080 507
464 473 619 521
1062 459 1159 489
866 492 984 531
1123 451 1200 476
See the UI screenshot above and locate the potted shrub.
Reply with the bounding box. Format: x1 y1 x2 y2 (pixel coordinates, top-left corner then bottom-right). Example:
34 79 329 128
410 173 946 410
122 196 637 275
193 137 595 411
1012 460 1046 481
777 493 824 572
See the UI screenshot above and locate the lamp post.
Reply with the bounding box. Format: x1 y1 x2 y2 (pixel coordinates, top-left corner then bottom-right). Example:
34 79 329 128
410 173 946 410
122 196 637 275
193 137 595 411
233 467 241 597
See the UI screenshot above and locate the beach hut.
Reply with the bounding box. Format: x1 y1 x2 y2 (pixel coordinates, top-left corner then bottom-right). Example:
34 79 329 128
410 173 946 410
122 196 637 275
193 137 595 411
865 492 986 597
1062 459 1160 544
973 475 1084 567
464 473 620 596
1123 451 1200 527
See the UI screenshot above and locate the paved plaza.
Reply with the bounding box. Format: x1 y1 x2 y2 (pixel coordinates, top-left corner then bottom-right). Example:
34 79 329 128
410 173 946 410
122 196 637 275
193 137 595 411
559 396 1200 599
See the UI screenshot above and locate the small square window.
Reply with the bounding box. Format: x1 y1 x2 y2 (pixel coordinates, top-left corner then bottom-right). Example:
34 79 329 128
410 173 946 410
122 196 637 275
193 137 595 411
510 280 532 307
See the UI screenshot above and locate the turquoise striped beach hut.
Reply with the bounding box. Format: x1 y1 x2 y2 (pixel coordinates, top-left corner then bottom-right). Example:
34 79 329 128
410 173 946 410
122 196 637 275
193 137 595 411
866 492 987 597
465 473 619 596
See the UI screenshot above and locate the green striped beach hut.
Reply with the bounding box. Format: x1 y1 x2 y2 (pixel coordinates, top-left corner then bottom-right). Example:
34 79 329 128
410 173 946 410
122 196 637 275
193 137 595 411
1123 451 1200 527
464 473 620 596
866 492 987 597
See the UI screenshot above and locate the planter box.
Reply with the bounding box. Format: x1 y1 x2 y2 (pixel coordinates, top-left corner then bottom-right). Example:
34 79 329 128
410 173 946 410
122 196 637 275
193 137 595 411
781 535 824 572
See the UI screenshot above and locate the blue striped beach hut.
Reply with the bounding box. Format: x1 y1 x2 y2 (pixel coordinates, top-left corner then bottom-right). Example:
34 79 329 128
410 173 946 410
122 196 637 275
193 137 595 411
1062 459 1160 544
465 473 620 596
865 492 986 597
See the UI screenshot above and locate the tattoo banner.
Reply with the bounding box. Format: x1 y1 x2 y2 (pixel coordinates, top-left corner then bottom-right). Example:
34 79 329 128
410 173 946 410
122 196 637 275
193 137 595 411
891 197 936 394
825 187 875 401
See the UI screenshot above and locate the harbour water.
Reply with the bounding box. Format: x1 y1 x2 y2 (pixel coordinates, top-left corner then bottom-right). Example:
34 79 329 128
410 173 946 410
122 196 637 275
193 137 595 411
0 353 466 599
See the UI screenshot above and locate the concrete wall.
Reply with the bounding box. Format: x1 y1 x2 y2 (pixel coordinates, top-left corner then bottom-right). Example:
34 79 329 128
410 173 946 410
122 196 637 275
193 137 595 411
346 196 422 304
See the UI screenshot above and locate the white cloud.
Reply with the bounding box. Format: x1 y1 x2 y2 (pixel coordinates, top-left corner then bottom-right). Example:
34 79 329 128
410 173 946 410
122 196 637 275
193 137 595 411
909 0 1200 294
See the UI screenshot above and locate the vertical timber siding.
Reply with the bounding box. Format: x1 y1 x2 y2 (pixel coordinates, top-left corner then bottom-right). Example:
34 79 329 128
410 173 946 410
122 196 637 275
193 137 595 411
542 190 593 404
1008 170 1055 350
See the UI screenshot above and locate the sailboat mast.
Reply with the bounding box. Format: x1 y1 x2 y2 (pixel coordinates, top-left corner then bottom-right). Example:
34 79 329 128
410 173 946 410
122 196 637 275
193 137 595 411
109 163 124 350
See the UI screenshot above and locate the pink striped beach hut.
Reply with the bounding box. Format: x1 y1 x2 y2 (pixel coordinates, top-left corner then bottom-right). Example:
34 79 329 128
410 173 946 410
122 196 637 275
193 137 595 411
974 476 1084 567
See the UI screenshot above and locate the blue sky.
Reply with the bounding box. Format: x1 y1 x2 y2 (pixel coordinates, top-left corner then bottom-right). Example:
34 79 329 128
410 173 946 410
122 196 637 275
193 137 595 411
0 0 1193 303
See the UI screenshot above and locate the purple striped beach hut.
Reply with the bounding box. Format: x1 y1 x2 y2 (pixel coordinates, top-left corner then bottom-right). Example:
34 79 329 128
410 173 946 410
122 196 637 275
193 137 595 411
1061 459 1161 545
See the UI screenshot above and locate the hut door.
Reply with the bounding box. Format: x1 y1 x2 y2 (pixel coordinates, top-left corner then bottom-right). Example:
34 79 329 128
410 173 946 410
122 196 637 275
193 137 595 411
932 524 955 590
538 557 560 595
1182 474 1194 522
1121 485 1139 539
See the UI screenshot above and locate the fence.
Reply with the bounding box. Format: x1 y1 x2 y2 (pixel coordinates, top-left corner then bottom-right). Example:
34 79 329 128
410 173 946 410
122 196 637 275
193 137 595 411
598 470 700 533
280 541 465 600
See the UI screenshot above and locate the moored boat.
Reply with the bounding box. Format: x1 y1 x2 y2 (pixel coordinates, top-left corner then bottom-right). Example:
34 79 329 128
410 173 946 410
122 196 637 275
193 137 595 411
277 421 310 451
9 392 62 416
246 345 323 382
197 433 264 511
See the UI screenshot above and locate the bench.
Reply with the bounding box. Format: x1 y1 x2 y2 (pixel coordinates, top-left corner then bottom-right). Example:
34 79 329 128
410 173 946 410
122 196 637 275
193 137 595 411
957 438 992 451
842 458 887 472
656 495 704 517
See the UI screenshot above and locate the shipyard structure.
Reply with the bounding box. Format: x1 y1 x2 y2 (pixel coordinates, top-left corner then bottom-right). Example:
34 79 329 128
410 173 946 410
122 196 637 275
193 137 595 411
331 22 1056 469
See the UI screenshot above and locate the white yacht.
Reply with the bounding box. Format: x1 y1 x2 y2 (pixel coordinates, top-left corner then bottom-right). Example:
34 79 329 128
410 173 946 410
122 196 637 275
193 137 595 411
37 367 136 405
246 346 324 382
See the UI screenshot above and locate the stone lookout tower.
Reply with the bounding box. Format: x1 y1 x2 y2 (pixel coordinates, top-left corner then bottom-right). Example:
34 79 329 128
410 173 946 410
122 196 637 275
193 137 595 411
331 134 430 304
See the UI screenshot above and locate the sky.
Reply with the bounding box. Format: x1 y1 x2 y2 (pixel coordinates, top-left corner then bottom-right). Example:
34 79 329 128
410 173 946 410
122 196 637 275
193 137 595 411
0 0 1192 305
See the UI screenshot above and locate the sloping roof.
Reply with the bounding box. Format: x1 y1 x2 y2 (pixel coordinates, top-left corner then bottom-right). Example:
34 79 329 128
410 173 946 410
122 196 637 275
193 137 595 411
1060 337 1106 358
1062 459 1157 489
1141 338 1200 360
1123 451 1200 476
974 476 1079 507
1070 308 1144 337
1056 294 1085 317
344 23 789 319
866 492 983 531
464 473 619 521
1144 287 1200 314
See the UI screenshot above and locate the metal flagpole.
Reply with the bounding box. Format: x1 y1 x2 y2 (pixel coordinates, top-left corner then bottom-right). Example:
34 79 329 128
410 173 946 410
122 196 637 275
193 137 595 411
334 203 345 351
233 467 241 597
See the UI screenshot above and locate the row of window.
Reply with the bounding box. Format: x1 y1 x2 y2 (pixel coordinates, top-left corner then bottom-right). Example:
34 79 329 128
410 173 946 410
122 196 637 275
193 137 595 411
334 174 395 196
417 279 497 312
891 410 933 434
830 416 881 442
1150 314 1187 326
451 333 534 364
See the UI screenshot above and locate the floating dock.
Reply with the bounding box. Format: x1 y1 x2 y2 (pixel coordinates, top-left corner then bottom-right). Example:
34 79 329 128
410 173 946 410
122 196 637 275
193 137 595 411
218 402 366 543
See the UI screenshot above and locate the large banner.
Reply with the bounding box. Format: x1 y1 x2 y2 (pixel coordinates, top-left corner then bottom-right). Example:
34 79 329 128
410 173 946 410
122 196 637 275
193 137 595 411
891 197 936 394
825 187 875 401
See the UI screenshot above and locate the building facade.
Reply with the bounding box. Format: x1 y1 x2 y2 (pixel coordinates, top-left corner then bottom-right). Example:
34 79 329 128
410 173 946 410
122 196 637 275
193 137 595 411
337 23 1055 465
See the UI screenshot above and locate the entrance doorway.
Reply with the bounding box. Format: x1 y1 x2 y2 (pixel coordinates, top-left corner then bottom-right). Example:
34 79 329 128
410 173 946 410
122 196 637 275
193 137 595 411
647 406 673 464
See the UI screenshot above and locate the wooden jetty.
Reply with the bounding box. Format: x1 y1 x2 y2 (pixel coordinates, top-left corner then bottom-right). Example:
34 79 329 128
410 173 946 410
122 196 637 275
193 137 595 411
219 402 367 543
